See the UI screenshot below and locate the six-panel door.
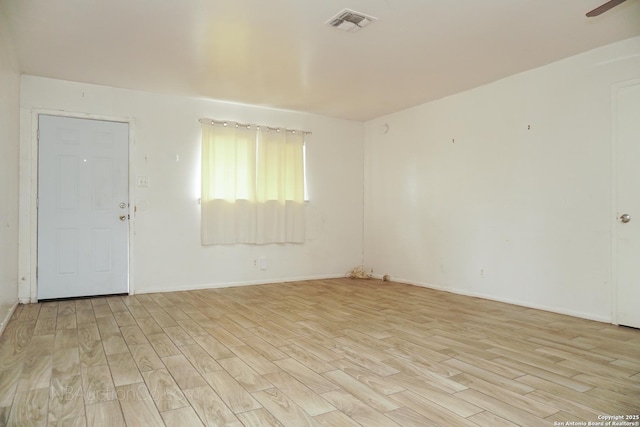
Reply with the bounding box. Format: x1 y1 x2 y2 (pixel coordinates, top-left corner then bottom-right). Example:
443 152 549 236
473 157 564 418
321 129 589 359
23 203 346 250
37 115 129 299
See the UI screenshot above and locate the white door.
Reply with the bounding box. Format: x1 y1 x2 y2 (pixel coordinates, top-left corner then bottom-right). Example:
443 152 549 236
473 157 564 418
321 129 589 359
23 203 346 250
38 115 129 299
615 81 640 329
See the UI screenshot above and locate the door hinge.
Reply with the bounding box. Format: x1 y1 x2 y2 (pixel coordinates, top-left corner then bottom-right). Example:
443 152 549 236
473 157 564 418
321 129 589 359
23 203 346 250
36 266 38 279
36 197 39 209
37 129 40 141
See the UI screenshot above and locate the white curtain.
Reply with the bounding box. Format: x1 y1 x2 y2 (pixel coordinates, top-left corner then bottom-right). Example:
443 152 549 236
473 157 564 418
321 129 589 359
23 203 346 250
256 128 306 244
201 123 257 244
201 121 305 245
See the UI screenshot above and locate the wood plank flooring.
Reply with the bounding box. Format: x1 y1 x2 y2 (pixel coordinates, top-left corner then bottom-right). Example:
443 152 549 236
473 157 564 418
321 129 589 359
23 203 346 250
0 278 638 426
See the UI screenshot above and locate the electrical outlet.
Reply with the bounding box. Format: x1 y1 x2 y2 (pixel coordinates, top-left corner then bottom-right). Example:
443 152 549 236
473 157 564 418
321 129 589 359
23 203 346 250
136 176 149 187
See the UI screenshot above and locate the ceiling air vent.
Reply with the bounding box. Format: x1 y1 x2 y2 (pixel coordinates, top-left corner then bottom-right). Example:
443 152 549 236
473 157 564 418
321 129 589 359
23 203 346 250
326 9 377 33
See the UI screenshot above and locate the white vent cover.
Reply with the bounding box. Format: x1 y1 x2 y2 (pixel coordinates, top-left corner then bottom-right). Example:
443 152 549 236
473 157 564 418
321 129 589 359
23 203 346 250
326 9 377 33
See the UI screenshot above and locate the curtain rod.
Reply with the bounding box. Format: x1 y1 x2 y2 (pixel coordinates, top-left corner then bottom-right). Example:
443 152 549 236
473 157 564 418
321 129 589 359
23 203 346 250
198 118 311 135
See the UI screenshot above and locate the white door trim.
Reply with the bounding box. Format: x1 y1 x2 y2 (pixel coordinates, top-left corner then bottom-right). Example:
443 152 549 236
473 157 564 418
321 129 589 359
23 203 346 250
610 78 640 326
20 109 136 302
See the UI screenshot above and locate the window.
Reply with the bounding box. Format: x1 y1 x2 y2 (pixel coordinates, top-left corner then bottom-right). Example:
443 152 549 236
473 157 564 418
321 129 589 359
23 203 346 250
200 121 307 245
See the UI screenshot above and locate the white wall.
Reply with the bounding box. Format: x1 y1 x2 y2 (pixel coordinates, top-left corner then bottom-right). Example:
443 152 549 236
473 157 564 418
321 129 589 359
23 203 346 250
0 9 20 330
19 77 364 299
364 36 640 322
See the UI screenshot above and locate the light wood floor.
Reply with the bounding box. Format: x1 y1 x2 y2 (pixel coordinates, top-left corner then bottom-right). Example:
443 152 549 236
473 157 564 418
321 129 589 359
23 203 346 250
0 278 638 426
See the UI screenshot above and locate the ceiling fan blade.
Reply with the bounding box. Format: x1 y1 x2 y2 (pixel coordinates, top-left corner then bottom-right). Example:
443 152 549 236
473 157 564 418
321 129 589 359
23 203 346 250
586 0 627 17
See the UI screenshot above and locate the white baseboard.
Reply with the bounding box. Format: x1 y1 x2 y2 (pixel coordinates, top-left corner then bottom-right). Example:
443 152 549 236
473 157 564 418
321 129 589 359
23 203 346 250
134 274 347 295
382 276 611 324
0 300 19 338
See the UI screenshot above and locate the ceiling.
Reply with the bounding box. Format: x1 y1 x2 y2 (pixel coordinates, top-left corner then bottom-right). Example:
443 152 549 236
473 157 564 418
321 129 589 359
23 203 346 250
2 0 640 121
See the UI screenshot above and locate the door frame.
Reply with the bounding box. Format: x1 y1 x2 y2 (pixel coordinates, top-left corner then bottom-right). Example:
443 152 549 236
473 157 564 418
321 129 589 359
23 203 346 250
610 78 640 326
22 109 136 302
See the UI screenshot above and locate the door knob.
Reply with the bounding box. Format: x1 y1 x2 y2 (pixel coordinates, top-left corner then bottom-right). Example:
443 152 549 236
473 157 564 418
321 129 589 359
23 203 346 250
620 214 631 223
119 215 127 221
119 202 127 209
